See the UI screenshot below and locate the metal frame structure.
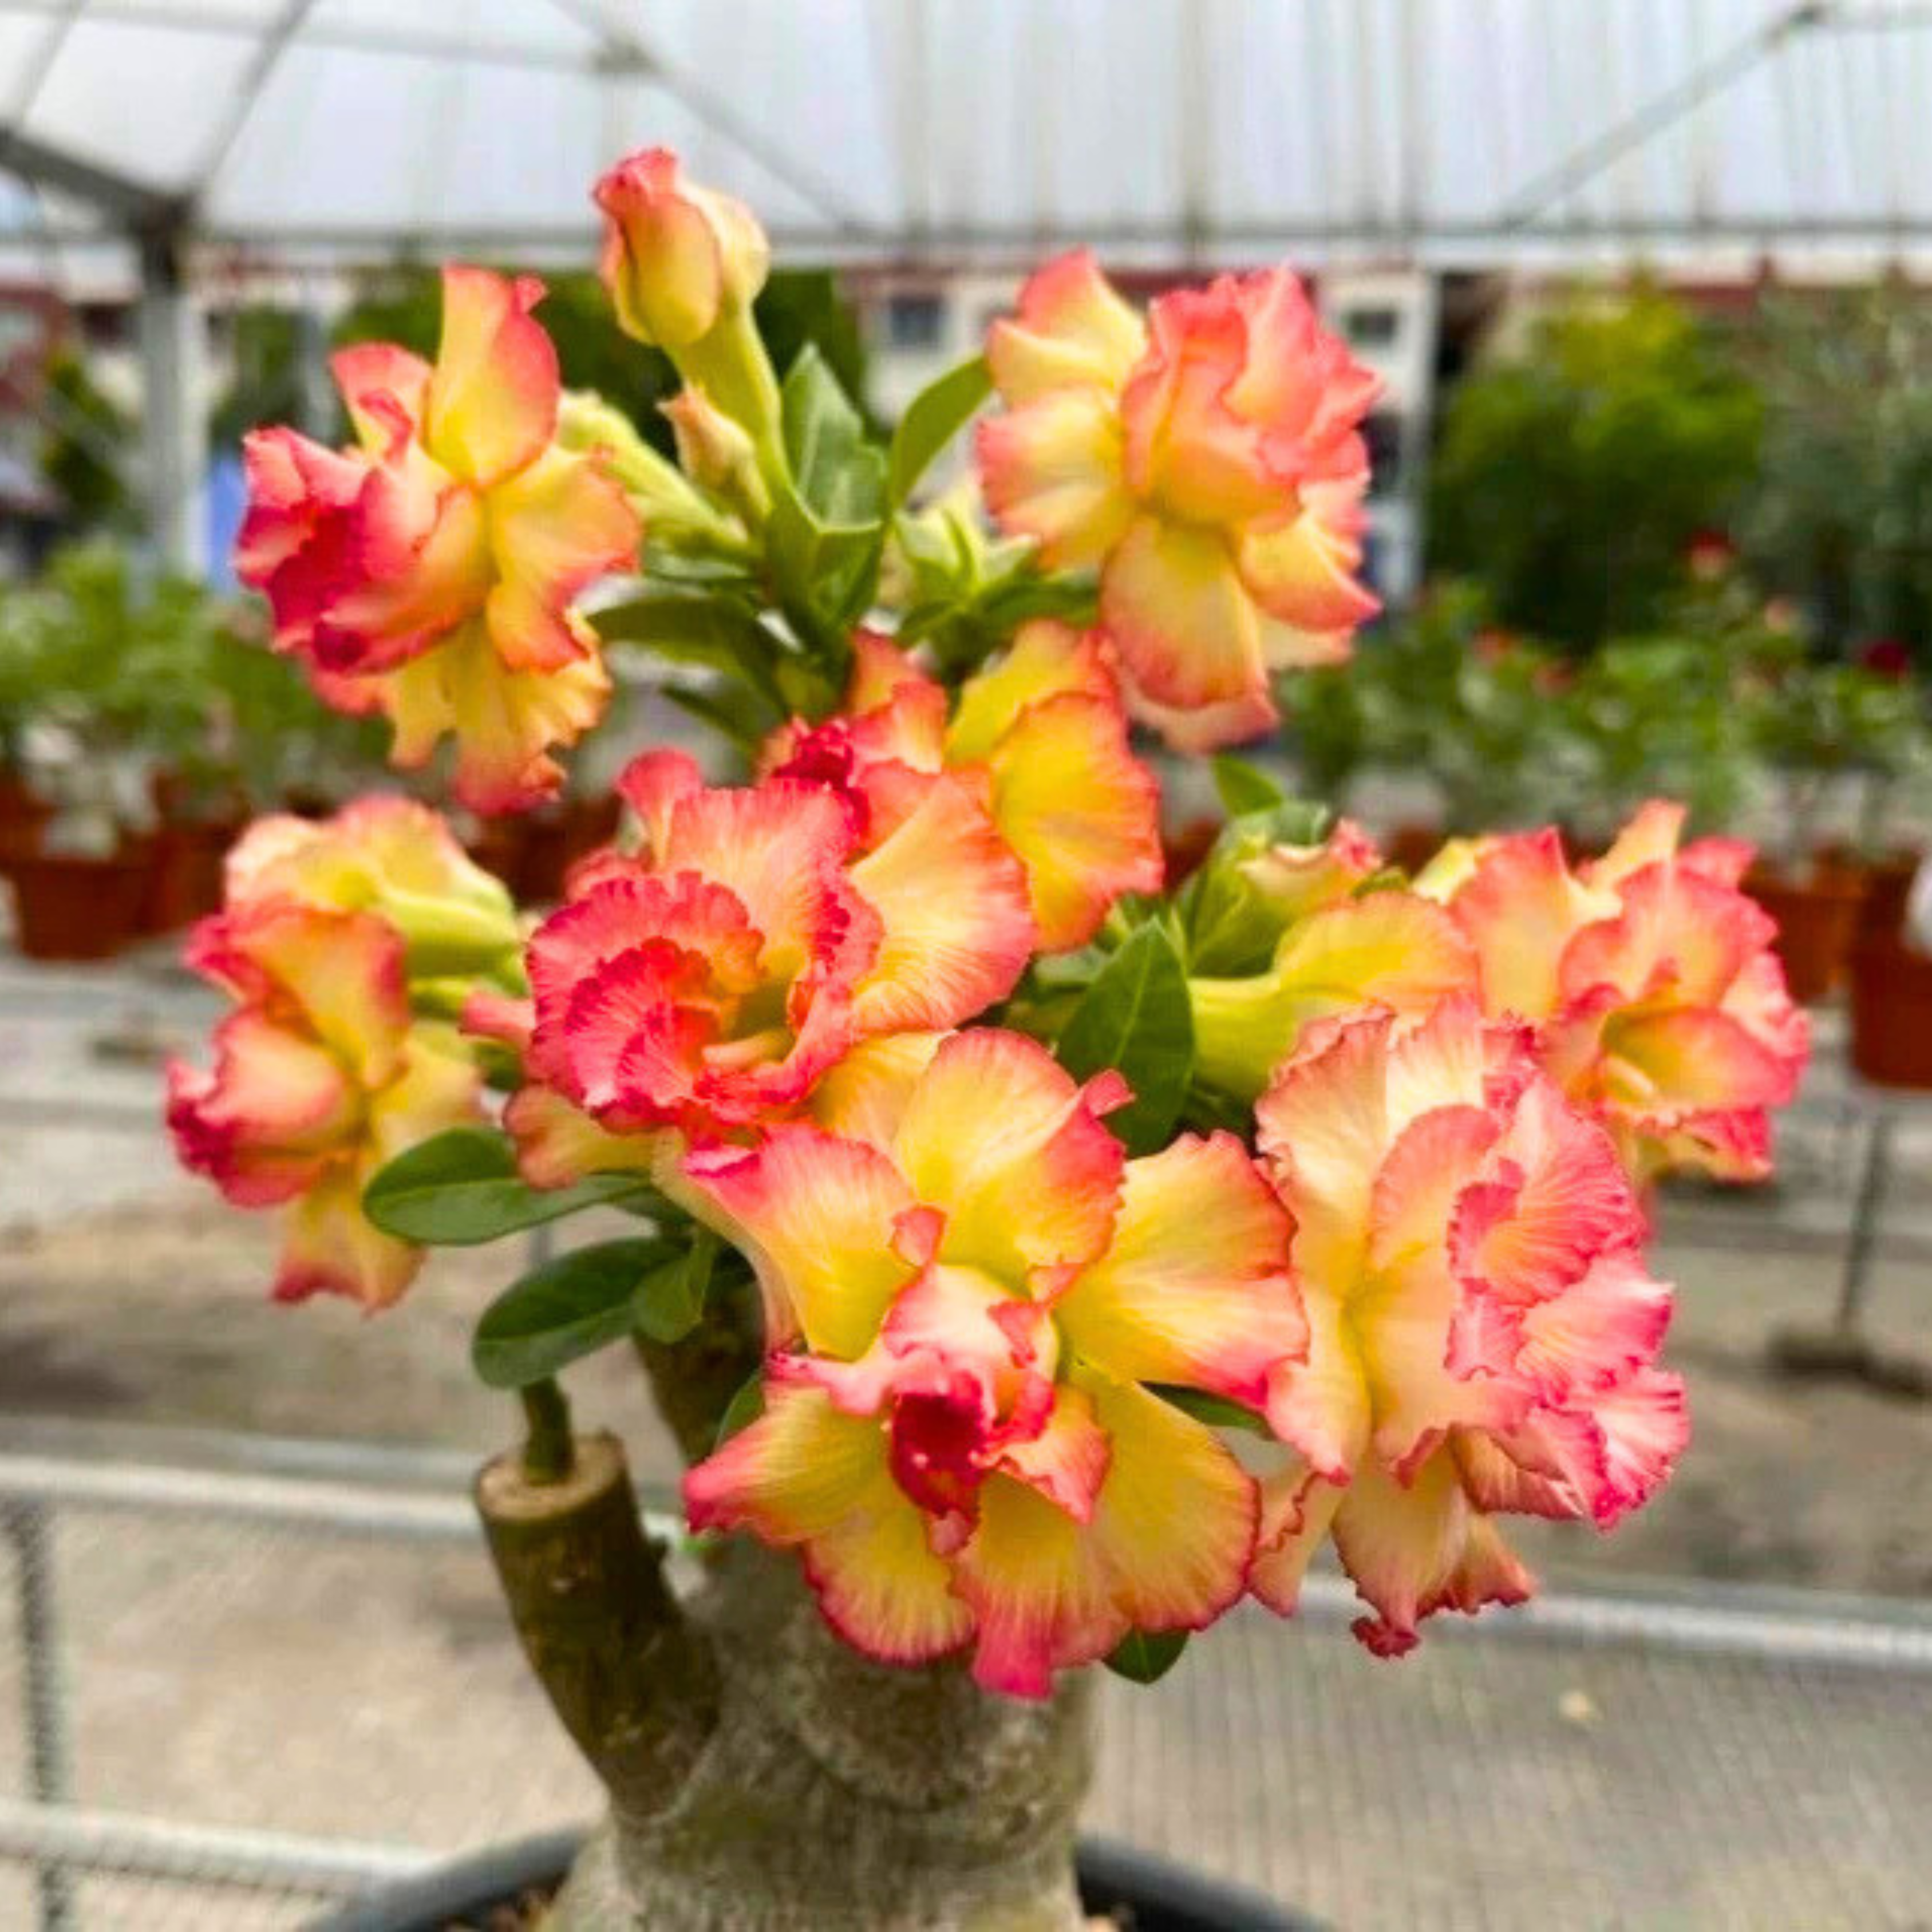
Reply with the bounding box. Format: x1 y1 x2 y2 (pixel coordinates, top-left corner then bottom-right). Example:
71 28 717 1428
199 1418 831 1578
0 2 1927 565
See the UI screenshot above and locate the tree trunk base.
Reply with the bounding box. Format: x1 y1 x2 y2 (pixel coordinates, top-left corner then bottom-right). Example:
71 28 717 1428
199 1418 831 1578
546 1545 1093 1931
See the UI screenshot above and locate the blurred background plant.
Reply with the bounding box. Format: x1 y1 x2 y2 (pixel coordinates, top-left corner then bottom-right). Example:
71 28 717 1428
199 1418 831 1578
1736 288 1932 667
1426 287 1763 652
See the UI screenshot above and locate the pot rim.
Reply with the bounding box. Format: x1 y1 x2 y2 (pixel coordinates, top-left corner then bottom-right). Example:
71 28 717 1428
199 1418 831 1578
306 1828 1324 1932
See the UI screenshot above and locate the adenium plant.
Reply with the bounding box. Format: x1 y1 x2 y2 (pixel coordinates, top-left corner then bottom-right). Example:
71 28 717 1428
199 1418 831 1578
168 150 1808 1931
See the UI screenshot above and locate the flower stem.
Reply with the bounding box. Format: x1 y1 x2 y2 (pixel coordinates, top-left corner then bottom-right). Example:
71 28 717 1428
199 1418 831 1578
519 1377 575 1485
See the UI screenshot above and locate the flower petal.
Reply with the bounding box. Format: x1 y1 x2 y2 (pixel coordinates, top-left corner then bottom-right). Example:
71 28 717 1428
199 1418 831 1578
1074 1366 1259 1638
950 1472 1122 1698
847 774 1036 1033
976 391 1135 569
331 342 432 454
1255 1008 1394 1295
1330 1449 1534 1657
888 1030 1125 1290
1054 1132 1302 1409
985 249 1146 401
1451 829 1612 1022
981 688 1163 952
1099 513 1262 713
483 445 639 674
424 267 558 487
681 1378 973 1666
997 1381 1112 1525
1234 506 1379 637
275 1161 424 1310
945 621 1116 767
678 1125 918 1357
807 1030 947 1149
384 617 613 815
165 1013 359 1207
1249 1459 1345 1615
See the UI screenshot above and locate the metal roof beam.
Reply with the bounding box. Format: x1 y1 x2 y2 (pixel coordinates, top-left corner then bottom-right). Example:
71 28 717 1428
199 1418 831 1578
0 1 595 73
1494 1 1829 232
0 125 179 230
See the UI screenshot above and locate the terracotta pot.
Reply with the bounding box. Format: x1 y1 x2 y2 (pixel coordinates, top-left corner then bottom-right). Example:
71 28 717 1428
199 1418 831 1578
144 817 241 933
516 807 573 903
1160 814 1221 888
0 772 52 873
1384 823 1440 875
1746 865 1867 1005
10 846 156 961
1852 851 1922 944
466 819 530 895
1848 934 1932 1088
562 793 623 867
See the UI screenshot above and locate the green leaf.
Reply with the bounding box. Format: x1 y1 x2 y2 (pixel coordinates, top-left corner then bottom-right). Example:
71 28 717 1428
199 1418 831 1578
1148 1385 1271 1436
783 345 886 528
661 681 777 751
713 1372 765 1450
1211 753 1286 816
973 572 1100 634
1054 922 1194 1156
363 1127 653 1246
472 1236 681 1388
635 1227 717 1345
1104 1629 1188 1686
592 590 788 711
1216 797 1334 859
887 355 991 506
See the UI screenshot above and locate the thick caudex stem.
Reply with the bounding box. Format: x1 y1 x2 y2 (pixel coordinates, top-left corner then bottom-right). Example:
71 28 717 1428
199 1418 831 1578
476 1431 718 1822
548 1543 1095 1932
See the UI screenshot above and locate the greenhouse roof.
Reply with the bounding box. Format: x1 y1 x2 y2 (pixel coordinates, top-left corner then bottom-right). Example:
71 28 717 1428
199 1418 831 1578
1 0 1930 284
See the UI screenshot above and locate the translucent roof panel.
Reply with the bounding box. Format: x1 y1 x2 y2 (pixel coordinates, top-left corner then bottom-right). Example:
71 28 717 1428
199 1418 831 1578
0 0 1927 274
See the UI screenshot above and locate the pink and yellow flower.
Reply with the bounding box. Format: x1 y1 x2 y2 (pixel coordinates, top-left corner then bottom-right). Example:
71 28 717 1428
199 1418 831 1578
764 625 1163 951
479 747 1036 1182
1439 803 1809 1182
166 899 483 1309
1249 995 1687 1656
224 796 519 978
236 268 639 814
1187 877 1476 1103
979 254 1381 751
1186 813 1387 977
679 1029 1303 1696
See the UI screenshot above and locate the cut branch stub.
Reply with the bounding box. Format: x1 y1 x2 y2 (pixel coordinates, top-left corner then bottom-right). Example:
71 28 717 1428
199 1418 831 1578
476 1431 717 1820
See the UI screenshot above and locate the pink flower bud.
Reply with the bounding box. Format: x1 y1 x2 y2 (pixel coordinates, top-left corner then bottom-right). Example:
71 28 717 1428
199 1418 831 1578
594 148 770 350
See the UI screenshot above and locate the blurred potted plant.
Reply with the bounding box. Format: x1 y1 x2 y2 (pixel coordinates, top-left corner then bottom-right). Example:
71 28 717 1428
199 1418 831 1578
1742 651 1927 1001
3 544 167 958
0 587 55 866
1428 287 1761 652
1737 287 1932 666
1284 582 1583 870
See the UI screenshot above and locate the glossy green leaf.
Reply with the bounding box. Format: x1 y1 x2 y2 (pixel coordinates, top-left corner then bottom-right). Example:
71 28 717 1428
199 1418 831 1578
783 345 886 527
635 1227 717 1345
1148 1385 1271 1436
713 1372 766 1451
471 1237 681 1388
1211 753 1286 816
362 1127 653 1246
591 590 788 710
1103 1628 1189 1686
1054 921 1194 1156
887 355 991 505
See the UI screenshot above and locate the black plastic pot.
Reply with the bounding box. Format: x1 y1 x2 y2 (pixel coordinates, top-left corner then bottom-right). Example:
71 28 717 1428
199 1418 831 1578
310 1829 1322 1931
